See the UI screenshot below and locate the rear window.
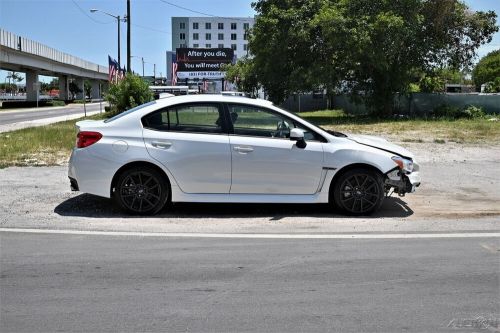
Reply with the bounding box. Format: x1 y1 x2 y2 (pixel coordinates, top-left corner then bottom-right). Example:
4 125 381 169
104 101 157 123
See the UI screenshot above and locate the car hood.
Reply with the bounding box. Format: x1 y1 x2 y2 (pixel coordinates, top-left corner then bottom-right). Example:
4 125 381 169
346 134 415 160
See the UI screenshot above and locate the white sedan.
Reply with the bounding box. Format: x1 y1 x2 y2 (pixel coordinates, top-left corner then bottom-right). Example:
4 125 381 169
68 94 420 215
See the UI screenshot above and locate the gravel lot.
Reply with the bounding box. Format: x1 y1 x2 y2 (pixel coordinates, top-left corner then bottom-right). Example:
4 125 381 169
1 142 499 234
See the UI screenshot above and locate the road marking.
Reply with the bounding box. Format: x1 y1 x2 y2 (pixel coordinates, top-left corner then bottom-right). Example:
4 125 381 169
1 228 499 239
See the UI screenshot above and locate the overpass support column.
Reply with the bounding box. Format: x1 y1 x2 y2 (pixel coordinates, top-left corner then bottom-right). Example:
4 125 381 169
58 75 69 101
90 80 101 100
76 77 85 100
25 70 39 102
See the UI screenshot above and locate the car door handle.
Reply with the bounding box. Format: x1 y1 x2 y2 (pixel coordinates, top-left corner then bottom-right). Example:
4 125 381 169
233 146 254 153
151 141 172 149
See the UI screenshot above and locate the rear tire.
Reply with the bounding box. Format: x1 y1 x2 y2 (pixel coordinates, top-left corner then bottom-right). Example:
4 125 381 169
333 168 384 215
114 166 169 215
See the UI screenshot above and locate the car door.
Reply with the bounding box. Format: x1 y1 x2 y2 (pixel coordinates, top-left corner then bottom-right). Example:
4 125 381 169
142 102 231 194
227 104 325 195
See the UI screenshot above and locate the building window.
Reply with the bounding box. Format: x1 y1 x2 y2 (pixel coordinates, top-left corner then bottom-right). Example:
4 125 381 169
244 33 249 40
218 33 224 40
206 43 211 48
180 22 186 29
243 23 249 30
206 33 211 40
231 33 237 40
243 44 248 51
193 22 199 29
193 33 199 40
180 33 185 40
231 44 237 50
231 23 237 30
180 43 187 48
218 22 224 29
218 43 224 48
205 22 211 29
193 43 199 48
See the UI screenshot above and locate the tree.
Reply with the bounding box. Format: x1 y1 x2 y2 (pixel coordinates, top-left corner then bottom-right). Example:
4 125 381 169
249 0 327 103
6 71 23 94
84 80 92 100
484 77 500 93
223 57 261 97
105 74 153 114
416 67 469 92
472 49 500 91
69 81 82 100
247 0 498 116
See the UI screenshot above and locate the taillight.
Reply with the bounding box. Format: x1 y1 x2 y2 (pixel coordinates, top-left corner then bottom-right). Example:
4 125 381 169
76 131 102 148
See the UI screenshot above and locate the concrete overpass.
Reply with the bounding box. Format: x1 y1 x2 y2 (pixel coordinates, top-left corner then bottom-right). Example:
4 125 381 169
0 29 108 101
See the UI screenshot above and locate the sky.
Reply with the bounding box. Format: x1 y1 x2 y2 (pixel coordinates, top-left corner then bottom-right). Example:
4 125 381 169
0 0 499 84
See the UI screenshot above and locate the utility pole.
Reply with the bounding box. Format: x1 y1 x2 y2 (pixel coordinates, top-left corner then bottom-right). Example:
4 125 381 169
117 15 121 67
127 0 131 73
141 57 145 77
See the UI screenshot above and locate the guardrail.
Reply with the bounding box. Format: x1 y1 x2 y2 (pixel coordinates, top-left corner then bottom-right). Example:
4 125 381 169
1 29 108 74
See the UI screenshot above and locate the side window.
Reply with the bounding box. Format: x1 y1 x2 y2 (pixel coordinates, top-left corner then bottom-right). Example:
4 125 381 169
228 105 292 139
228 104 322 141
142 104 225 134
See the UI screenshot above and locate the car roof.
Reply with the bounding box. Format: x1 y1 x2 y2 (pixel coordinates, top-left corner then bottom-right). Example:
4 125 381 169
153 94 274 108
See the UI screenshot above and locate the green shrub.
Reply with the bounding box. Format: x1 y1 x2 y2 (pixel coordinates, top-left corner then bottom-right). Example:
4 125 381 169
484 77 500 93
105 74 153 114
462 105 485 119
432 104 486 119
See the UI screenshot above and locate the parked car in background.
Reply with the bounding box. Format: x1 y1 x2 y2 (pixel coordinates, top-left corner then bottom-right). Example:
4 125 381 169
68 95 420 215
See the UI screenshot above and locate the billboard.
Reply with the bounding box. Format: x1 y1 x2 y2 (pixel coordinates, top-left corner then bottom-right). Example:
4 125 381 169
175 48 234 80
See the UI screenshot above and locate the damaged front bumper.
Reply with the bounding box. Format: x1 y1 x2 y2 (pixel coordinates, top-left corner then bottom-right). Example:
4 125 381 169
385 165 421 196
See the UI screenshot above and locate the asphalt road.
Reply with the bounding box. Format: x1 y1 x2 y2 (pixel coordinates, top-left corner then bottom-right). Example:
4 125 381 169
1 231 499 332
0 103 104 125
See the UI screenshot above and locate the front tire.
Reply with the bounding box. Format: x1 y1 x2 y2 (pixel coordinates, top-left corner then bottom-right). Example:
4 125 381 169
114 166 169 215
333 168 384 215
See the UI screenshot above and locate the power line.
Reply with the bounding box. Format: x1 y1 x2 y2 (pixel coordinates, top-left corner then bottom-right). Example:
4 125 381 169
132 23 170 35
159 0 217 17
73 0 169 34
70 0 113 25
158 0 254 21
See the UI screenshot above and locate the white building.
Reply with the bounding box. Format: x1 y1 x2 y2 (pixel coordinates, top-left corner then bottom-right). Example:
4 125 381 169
171 17 255 59
167 17 255 87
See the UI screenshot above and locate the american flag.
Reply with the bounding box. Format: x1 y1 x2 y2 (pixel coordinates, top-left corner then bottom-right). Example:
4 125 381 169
108 56 125 83
108 56 118 83
171 62 178 85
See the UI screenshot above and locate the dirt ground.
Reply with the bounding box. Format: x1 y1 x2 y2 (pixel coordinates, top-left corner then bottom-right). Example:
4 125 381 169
0 141 499 234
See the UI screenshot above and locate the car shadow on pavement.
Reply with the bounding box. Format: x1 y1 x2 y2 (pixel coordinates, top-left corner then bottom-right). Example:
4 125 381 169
54 193 414 219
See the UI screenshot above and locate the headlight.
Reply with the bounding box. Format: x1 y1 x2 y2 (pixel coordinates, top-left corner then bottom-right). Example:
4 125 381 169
392 156 413 173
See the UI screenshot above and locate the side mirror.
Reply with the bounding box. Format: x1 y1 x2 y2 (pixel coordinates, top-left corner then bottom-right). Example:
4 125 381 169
290 128 307 149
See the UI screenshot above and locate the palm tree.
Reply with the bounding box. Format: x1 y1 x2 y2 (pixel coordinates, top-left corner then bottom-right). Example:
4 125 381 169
6 71 23 95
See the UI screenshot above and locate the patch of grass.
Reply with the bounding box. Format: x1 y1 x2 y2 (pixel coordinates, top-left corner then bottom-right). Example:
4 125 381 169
402 138 424 143
0 113 107 168
47 100 66 107
433 139 446 144
298 110 500 143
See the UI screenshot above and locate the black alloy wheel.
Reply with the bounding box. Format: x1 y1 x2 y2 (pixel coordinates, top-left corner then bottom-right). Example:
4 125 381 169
333 168 384 215
114 167 168 215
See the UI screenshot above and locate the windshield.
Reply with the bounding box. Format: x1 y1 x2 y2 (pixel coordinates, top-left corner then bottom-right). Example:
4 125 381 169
104 101 157 123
